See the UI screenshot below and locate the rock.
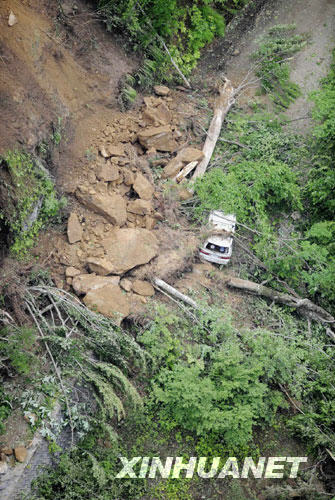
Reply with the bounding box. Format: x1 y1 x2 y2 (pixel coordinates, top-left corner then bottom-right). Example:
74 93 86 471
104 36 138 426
8 11 18 26
97 163 119 182
99 146 109 158
72 274 120 294
179 188 193 201
120 278 132 292
98 228 159 275
161 157 184 179
137 125 177 152
58 243 81 267
150 158 169 167
154 85 170 96
143 108 162 126
156 103 171 124
118 183 131 196
127 199 152 216
1 447 12 456
65 266 81 278
87 257 115 276
108 145 125 157
233 49 240 56
133 172 154 200
14 447 27 463
145 215 156 230
132 280 155 296
83 284 130 325
0 460 8 475
178 147 204 163
143 103 171 126
162 147 204 179
67 213 83 244
122 168 135 186
76 189 127 226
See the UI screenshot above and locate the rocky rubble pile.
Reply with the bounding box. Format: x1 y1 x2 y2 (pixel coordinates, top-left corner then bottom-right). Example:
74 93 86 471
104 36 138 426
55 86 203 323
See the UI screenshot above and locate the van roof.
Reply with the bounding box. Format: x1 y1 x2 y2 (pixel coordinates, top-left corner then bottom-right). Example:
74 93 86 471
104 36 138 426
209 211 236 232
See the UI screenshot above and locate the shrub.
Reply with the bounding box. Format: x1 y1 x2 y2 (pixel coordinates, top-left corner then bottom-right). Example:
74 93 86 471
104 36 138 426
0 150 65 256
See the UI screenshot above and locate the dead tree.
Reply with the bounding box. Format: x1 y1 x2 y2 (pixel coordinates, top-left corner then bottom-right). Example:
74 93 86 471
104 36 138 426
227 277 335 338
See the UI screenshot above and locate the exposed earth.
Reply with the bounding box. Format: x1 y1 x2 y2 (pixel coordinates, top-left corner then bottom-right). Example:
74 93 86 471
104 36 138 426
0 0 335 497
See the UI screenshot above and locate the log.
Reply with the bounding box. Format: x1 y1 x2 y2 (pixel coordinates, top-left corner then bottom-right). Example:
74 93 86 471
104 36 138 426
174 161 198 183
153 278 199 309
192 79 236 180
227 277 335 329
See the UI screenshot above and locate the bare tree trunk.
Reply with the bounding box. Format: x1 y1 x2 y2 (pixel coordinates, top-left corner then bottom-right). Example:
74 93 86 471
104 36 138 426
174 161 198 183
192 79 236 180
227 277 335 331
153 278 199 309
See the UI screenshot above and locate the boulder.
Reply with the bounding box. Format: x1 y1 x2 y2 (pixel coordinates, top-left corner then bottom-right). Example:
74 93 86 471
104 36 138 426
14 447 27 463
137 125 177 152
132 280 155 297
120 278 132 292
97 164 119 182
143 103 171 126
65 267 81 278
179 188 193 201
122 168 135 186
162 157 184 179
97 228 158 275
76 189 127 226
178 147 204 163
156 103 171 124
72 274 120 294
67 213 82 244
87 258 116 276
1 447 13 456
162 147 204 179
127 199 152 216
154 85 170 96
108 145 125 157
133 172 154 200
145 215 156 230
83 284 130 325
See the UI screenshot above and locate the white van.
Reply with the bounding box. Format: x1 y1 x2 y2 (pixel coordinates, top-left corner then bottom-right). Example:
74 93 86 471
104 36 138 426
199 211 236 265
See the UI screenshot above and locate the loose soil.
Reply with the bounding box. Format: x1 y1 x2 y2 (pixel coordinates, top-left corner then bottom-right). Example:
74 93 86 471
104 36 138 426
1 0 335 497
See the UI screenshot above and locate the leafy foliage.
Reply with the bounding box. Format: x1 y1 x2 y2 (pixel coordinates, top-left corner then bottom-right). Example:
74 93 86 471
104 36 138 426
252 24 308 108
0 151 65 256
307 49 335 218
97 0 246 84
0 325 37 376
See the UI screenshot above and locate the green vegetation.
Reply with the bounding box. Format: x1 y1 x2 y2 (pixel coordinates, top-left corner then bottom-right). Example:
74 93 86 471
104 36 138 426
29 301 334 498
0 150 65 256
98 0 245 85
191 49 335 311
252 24 308 108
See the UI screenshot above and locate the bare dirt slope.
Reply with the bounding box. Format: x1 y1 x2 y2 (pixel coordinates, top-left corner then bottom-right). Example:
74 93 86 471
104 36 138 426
0 0 136 154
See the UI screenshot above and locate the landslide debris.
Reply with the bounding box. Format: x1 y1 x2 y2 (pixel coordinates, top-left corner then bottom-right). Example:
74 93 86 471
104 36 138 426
52 87 205 322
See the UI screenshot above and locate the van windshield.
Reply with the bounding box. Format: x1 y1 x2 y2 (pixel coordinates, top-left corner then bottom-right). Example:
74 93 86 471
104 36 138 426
206 242 229 254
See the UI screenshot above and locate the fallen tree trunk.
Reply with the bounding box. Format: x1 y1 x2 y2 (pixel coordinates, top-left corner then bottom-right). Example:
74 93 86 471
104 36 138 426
174 161 198 183
153 278 199 309
227 277 335 333
192 78 236 180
